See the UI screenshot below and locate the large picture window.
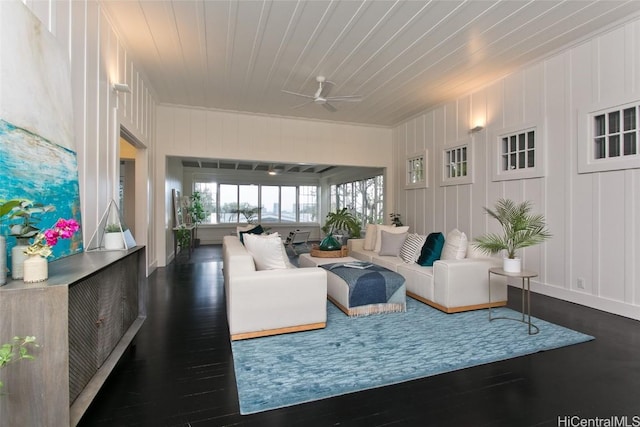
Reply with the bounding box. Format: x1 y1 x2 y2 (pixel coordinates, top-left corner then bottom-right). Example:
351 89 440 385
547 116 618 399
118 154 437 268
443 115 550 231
330 175 384 227
192 181 318 224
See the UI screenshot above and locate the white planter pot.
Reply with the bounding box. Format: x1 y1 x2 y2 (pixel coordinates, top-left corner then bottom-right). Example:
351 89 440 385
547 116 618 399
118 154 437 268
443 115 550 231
11 238 30 279
104 232 124 250
23 254 48 283
503 257 521 273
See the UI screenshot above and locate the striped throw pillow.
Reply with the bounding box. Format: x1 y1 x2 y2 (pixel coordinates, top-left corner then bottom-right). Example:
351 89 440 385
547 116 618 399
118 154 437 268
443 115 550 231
400 233 426 263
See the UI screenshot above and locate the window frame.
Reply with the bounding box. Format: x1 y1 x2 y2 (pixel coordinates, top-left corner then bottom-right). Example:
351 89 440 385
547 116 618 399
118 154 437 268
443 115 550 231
491 122 544 181
578 97 640 174
440 138 473 186
191 180 319 225
330 174 384 227
405 150 428 189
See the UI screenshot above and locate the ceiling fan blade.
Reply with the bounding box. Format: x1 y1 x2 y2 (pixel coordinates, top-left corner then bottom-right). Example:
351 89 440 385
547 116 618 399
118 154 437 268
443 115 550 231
322 102 337 112
282 89 315 99
326 95 362 102
291 100 314 109
320 80 335 98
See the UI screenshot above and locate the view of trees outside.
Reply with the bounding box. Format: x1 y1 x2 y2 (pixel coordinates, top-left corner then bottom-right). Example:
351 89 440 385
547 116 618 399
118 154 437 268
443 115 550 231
219 184 239 223
330 175 384 227
193 182 217 223
239 185 259 222
299 186 318 222
193 181 318 224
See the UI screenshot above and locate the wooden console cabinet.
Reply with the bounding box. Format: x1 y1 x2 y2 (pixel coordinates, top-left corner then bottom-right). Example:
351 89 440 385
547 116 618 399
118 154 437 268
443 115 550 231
0 247 146 426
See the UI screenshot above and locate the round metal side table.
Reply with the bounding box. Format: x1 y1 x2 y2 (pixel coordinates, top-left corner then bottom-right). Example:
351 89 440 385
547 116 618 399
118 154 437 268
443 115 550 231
488 267 539 335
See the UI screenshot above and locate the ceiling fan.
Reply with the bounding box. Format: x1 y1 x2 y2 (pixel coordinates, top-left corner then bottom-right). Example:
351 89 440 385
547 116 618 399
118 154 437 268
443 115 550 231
282 76 362 112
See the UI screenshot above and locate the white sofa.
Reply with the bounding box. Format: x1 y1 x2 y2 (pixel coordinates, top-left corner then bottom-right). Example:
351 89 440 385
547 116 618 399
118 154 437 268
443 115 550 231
222 235 328 340
347 235 507 313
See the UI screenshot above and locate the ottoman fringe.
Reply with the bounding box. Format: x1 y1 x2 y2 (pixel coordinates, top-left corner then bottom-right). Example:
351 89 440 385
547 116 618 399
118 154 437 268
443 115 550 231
348 303 406 317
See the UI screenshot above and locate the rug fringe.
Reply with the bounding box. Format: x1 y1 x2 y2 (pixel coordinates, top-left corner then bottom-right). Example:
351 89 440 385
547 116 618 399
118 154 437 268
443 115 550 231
348 303 406 317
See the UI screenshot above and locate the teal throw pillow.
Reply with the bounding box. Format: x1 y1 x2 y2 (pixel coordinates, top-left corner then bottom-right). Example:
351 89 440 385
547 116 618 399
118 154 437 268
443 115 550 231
239 224 264 244
417 232 445 266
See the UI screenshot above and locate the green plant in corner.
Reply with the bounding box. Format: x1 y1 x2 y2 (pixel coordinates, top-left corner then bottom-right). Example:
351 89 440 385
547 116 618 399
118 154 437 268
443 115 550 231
389 213 403 227
105 223 124 233
188 191 207 229
0 336 38 391
176 226 191 250
473 198 551 259
323 208 361 238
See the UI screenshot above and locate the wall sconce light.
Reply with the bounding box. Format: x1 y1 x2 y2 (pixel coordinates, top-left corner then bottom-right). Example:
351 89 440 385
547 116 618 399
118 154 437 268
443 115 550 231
112 83 131 93
470 125 484 134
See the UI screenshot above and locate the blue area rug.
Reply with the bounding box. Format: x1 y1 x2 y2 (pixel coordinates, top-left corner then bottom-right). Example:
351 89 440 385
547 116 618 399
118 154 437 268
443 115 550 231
231 298 594 414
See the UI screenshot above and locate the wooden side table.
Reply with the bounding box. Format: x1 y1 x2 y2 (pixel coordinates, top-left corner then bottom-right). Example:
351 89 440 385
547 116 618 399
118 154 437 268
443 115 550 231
488 267 539 335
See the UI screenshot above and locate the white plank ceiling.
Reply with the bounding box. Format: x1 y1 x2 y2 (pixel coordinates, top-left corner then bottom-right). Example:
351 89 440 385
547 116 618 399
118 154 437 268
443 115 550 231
102 0 640 127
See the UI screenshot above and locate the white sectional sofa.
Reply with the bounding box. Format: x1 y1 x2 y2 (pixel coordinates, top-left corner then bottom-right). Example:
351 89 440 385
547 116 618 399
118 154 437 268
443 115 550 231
347 230 507 313
222 235 328 340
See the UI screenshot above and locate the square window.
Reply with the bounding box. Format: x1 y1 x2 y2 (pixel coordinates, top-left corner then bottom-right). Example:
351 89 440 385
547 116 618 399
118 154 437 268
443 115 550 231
406 150 428 189
441 142 472 186
579 99 640 173
493 124 543 181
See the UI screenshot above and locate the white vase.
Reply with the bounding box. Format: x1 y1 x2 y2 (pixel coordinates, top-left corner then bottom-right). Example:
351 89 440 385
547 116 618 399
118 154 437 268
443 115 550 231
0 236 6 285
11 238 30 279
503 257 521 273
104 232 124 250
23 254 48 283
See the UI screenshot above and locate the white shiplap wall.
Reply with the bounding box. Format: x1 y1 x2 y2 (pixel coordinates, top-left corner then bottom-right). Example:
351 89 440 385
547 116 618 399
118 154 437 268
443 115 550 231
155 105 393 266
21 0 158 272
394 18 640 320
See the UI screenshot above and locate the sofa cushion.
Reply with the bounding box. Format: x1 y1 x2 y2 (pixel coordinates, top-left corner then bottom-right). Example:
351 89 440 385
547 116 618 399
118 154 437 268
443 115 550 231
363 224 378 250
400 233 426 263
441 228 468 260
243 233 289 270
378 230 408 256
374 225 410 252
239 224 264 244
417 232 445 266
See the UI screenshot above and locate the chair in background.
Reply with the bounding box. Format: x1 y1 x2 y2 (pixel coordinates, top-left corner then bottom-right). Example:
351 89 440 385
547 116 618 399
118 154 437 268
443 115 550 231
285 230 311 255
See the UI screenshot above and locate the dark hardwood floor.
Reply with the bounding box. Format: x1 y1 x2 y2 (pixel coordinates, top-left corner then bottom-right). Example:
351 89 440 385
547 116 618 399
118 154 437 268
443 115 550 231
78 245 640 427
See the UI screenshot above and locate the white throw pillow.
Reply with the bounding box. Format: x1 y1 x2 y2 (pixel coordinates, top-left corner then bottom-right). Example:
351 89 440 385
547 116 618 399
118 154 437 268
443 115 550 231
243 233 289 270
374 225 409 253
400 233 427 263
363 224 377 251
378 231 408 257
440 228 468 260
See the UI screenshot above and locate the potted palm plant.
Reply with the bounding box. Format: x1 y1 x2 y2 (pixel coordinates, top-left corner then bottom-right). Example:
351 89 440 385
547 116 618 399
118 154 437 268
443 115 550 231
473 198 551 273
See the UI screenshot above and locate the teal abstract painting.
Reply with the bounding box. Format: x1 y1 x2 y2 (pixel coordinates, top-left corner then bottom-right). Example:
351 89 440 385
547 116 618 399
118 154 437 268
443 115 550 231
0 119 83 260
